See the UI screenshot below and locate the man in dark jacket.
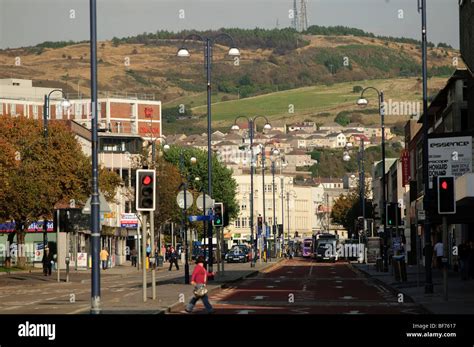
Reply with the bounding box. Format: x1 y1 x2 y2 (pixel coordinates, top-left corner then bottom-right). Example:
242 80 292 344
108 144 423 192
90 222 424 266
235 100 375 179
168 247 179 271
42 248 52 276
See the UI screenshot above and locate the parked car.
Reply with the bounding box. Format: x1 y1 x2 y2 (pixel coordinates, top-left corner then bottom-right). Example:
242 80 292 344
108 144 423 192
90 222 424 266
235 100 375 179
225 245 250 263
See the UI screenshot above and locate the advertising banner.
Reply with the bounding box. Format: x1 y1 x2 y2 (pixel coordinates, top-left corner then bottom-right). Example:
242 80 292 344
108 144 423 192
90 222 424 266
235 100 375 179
428 136 472 180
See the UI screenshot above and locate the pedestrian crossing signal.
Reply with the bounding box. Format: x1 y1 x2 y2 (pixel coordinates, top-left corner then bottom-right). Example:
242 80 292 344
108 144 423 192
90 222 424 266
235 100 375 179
213 202 224 227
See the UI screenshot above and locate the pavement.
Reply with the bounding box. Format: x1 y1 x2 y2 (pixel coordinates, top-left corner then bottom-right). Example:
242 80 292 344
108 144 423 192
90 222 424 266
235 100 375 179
171 257 428 314
354 262 474 314
0 258 282 314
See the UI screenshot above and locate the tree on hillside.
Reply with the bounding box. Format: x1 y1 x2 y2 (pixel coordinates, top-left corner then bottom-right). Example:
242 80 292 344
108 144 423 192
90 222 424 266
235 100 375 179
0 116 121 267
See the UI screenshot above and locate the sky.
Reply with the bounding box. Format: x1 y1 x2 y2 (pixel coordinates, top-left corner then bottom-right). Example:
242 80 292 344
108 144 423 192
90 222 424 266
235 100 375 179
0 0 461 49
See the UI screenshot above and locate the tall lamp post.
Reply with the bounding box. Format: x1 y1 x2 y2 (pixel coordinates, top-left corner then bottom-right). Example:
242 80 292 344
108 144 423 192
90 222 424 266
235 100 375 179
357 87 386 271
418 0 433 294
163 144 196 284
178 33 240 274
89 0 101 314
343 138 366 238
286 190 297 247
231 116 272 267
42 90 70 248
270 149 280 258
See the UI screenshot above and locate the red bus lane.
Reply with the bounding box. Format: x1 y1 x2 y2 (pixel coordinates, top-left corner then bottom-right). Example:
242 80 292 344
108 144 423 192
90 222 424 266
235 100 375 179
179 258 427 315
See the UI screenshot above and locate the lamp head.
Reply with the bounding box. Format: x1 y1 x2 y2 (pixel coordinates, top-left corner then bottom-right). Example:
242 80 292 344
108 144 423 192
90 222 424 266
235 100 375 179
163 144 170 151
357 98 368 107
343 153 351 162
60 99 71 109
177 48 190 58
263 123 272 131
190 157 197 165
228 47 240 56
231 124 240 131
272 149 280 156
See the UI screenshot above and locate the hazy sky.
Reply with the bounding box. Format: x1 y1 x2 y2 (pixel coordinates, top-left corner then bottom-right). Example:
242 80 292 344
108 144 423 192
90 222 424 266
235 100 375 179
0 0 460 49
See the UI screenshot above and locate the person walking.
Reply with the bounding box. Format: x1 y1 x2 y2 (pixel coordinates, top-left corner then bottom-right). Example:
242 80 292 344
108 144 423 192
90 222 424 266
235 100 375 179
458 241 470 280
185 256 215 314
433 240 444 270
168 247 179 271
130 248 137 267
42 248 52 276
100 247 109 270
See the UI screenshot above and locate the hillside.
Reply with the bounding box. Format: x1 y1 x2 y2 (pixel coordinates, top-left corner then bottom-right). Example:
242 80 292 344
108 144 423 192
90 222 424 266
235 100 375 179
0 27 462 134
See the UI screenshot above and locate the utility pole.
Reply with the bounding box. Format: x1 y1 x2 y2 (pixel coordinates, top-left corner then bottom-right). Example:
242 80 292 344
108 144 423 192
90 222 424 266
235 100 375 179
142 213 147 302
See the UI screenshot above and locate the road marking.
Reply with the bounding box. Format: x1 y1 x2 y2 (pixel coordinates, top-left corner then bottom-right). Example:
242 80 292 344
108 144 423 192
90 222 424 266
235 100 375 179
265 286 276 289
302 284 307 291
67 305 90 314
340 296 355 300
236 310 256 314
335 280 343 283
335 286 344 289
291 307 309 314
274 280 281 283
253 296 267 300
344 310 364 315
279 276 286 279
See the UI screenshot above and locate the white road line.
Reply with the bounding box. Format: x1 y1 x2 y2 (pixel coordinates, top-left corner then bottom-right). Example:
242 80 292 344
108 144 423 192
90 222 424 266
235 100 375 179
67 305 90 314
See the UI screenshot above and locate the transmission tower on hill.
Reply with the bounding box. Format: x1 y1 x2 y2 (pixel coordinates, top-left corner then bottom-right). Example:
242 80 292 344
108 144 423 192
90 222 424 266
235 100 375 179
292 0 299 31
299 0 308 32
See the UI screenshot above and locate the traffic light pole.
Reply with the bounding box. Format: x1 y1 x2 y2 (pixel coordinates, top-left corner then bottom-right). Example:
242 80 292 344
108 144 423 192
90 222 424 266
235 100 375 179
261 147 267 262
142 213 147 302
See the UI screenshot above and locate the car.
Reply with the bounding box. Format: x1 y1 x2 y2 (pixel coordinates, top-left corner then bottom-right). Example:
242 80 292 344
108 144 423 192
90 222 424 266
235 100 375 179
225 245 250 263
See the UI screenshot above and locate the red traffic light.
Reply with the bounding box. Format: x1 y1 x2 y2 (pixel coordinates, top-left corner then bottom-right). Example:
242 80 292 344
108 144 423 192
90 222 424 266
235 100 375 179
142 175 152 185
441 181 448 190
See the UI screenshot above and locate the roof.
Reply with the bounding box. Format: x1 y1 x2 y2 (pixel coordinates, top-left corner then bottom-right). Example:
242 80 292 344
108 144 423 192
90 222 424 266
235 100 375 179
326 132 344 138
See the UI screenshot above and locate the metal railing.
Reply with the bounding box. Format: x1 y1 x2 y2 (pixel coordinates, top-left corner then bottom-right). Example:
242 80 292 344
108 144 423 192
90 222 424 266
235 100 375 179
66 91 156 101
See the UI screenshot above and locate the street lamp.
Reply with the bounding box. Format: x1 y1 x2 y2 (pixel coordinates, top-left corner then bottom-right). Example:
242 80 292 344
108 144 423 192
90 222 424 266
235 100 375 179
163 145 196 284
269 149 280 258
178 32 240 275
231 115 271 267
357 86 386 271
286 190 297 249
42 89 70 249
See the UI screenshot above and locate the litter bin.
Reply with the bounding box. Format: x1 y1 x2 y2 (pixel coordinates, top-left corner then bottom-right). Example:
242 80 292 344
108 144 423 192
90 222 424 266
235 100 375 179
157 256 164 268
376 257 383 272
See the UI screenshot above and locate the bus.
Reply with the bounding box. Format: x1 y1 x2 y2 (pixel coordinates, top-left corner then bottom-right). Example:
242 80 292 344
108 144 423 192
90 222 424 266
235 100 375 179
312 233 339 262
302 238 313 258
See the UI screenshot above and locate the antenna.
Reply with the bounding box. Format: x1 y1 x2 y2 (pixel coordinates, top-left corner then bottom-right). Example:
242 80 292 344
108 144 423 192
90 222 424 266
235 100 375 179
299 0 309 32
292 0 298 30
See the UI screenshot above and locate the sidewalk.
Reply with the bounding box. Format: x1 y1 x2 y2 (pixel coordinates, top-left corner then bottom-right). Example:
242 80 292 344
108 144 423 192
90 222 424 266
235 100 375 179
354 262 474 314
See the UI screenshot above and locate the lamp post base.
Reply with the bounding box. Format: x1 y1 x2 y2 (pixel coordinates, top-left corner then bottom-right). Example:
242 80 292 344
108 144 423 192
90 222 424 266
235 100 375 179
184 263 190 284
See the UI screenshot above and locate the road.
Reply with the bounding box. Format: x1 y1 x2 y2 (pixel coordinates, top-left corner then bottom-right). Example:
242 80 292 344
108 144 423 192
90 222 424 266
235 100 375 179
176 257 429 314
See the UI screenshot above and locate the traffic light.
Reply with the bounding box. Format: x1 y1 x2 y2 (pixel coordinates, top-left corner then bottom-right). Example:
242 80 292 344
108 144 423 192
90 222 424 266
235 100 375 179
357 216 364 231
136 169 156 211
437 176 456 214
213 202 224 227
386 203 396 226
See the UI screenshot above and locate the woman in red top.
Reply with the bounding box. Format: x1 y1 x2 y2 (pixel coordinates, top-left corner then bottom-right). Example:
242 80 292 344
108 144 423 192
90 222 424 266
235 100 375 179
185 256 215 314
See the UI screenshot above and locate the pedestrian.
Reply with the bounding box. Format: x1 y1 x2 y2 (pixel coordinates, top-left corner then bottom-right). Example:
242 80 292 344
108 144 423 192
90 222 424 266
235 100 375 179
458 241 470 280
131 248 137 267
154 248 159 269
165 246 171 262
100 247 109 270
433 239 443 270
146 244 151 258
185 256 215 314
169 247 179 271
42 248 52 276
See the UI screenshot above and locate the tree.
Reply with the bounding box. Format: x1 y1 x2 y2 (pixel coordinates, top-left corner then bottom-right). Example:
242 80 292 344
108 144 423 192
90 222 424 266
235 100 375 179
163 146 239 226
0 116 121 267
335 111 350 126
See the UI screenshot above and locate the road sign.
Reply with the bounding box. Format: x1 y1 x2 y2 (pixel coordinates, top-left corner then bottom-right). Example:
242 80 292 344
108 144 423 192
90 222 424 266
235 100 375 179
196 194 213 211
417 210 425 221
176 191 193 210
82 192 112 214
188 215 213 222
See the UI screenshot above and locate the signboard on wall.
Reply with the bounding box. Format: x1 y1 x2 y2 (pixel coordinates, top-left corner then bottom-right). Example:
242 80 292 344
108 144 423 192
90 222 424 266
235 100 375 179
401 150 410 186
428 136 472 181
121 213 139 229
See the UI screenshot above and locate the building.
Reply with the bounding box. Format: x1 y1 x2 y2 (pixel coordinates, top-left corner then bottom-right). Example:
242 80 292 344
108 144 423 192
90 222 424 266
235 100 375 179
0 79 162 140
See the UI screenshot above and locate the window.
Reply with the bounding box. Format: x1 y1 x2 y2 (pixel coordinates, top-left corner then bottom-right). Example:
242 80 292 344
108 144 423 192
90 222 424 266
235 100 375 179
32 105 38 119
241 200 247 211
10 104 16 116
241 217 248 228
55 104 62 119
235 219 241 228
75 103 82 118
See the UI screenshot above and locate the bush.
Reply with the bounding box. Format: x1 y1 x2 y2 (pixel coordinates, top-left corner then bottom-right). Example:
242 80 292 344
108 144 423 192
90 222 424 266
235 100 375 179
352 85 363 93
335 111 350 126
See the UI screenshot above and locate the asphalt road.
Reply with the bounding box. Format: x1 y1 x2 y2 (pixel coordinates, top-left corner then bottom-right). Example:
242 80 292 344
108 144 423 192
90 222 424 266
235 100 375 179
177 257 429 315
